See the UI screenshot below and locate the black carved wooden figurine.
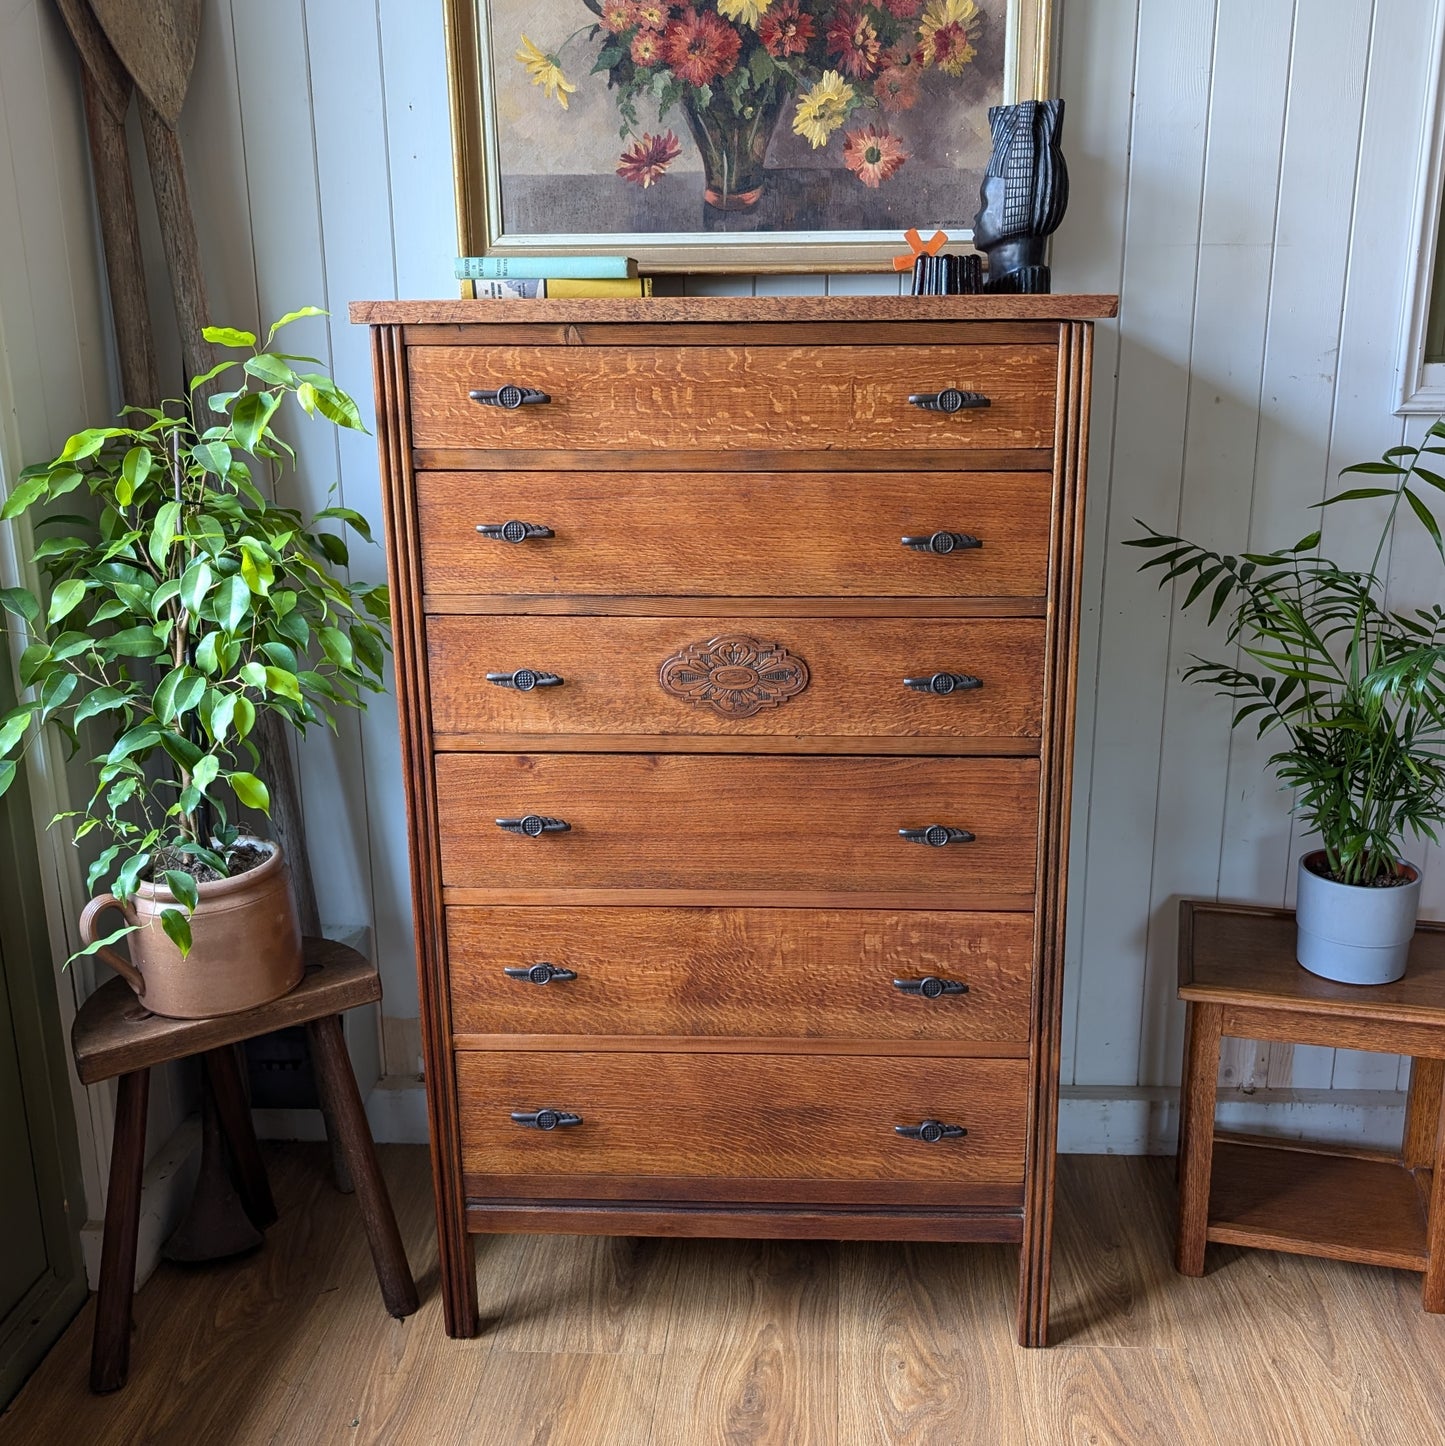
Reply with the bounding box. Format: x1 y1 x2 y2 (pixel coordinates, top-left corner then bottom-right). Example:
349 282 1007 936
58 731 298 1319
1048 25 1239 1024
973 99 1069 295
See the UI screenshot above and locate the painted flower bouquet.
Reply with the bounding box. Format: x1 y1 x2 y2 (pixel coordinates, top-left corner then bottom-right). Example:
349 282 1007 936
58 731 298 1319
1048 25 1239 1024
516 1 987 210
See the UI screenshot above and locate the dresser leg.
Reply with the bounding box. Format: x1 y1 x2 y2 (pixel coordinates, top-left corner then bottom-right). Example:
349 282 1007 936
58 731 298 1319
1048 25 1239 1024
440 1229 480 1339
1420 1060 1445 1313
1176 1002 1223 1277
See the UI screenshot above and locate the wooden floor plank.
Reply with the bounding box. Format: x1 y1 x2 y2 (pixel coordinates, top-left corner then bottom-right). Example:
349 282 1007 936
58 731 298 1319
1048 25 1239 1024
645 1237 838 1446
5 1148 1445 1445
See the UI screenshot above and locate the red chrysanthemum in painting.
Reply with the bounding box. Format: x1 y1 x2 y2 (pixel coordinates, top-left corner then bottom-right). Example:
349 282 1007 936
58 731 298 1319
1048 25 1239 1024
617 130 683 187
758 0 814 58
881 0 922 15
843 124 906 188
826 6 882 79
601 0 637 34
663 8 742 86
874 47 921 111
631 29 663 65
634 2 667 30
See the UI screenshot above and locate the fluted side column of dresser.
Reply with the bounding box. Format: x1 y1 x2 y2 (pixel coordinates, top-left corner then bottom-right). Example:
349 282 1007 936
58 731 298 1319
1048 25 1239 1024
352 294 1115 1347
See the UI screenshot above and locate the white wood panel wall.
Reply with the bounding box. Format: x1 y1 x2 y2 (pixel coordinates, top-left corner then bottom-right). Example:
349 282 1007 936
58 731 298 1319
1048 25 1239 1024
109 0 1445 1145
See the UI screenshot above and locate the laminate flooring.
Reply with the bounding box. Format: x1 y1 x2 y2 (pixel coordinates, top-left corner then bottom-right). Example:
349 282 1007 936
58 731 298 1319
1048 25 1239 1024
3 1146 1442 1445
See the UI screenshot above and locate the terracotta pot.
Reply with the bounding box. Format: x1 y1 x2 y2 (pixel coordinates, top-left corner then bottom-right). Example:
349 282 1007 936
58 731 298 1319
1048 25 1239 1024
79 837 303 1019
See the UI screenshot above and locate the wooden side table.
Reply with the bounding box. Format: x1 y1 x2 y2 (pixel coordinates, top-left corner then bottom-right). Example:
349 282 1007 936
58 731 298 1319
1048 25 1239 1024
71 937 420 1392
1176 900 1445 1310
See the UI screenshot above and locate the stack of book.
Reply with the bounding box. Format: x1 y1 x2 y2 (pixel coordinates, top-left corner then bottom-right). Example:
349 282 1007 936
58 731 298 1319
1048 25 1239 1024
454 255 651 298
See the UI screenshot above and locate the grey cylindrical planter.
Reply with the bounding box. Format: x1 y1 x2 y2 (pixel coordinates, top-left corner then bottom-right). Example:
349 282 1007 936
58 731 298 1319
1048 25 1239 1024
1295 851 1422 985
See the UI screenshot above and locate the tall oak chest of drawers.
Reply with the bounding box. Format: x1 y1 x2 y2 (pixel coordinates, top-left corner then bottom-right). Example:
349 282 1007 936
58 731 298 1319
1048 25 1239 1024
353 295 1114 1346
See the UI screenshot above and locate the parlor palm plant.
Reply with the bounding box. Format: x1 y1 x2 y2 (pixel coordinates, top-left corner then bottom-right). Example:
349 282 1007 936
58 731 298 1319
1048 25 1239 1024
1127 428 1445 982
0 308 389 1016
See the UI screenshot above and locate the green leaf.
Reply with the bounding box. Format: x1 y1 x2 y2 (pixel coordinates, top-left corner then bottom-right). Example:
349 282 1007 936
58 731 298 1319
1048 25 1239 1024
192 755 220 793
194 632 222 674
103 626 166 658
202 325 257 349
318 626 353 668
0 758 15 798
153 666 206 723
17 643 50 685
0 707 32 754
263 665 303 703
117 445 152 506
74 686 134 726
159 730 203 772
47 466 84 498
1 475 49 520
73 920 138 960
46 578 86 624
214 574 250 632
162 870 200 912
180 559 213 615
191 441 232 478
149 499 181 568
1404 486 1444 557
0 587 39 623
38 672 77 720
244 354 299 387
296 381 319 416
265 306 326 342
230 388 282 453
1315 487 1396 507
189 358 240 391
233 695 256 740
315 506 374 543
107 725 163 764
230 771 270 813
1339 461 1407 475
240 661 267 690
315 532 349 566
159 907 193 958
208 692 236 744
353 625 384 676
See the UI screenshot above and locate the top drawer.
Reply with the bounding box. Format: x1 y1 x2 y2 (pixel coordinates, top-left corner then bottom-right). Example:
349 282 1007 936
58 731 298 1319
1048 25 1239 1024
407 344 1058 454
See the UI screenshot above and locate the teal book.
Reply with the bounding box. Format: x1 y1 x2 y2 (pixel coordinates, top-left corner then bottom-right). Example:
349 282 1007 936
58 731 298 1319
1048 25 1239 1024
455 255 637 281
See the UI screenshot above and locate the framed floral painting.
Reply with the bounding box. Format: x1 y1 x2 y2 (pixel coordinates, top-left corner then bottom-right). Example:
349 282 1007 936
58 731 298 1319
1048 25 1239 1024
445 0 1055 271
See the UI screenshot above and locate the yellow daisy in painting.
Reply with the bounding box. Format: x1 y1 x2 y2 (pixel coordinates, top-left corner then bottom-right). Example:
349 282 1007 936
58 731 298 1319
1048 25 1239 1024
792 70 855 148
515 34 577 109
917 0 983 76
718 0 772 26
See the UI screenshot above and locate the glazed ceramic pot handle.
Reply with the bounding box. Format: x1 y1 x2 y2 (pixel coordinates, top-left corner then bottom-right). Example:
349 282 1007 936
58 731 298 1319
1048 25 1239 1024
78 895 145 997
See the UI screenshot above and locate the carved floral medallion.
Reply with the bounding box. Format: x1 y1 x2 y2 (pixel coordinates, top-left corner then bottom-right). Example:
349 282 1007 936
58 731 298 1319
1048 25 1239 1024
658 635 809 718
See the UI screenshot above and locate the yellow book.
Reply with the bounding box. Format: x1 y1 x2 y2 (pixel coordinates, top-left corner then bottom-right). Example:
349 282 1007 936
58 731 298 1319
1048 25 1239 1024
542 277 652 298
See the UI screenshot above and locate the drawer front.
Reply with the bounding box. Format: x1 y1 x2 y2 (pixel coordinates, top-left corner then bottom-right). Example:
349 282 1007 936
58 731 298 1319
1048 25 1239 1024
456 1051 1028 1196
408 344 1057 452
415 470 1052 599
428 616 1045 741
434 754 1038 897
447 907 1034 1042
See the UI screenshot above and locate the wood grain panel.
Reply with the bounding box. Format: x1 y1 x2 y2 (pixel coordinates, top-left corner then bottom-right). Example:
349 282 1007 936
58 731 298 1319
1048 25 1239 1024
415 470 1052 599
456 1051 1028 1190
428 616 1045 741
446 906 1034 1042
434 753 1039 897
407 344 1056 451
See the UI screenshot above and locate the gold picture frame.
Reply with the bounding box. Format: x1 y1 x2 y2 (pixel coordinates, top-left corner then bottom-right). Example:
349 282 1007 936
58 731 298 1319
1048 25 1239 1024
445 0 1055 274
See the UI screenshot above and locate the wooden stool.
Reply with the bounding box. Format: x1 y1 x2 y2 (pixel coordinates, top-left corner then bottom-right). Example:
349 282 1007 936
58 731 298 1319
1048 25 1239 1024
71 937 420 1393
1176 900 1445 1309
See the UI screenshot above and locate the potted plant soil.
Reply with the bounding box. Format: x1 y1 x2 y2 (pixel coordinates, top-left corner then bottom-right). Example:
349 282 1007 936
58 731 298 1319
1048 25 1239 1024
0 309 389 1017
1128 432 1445 985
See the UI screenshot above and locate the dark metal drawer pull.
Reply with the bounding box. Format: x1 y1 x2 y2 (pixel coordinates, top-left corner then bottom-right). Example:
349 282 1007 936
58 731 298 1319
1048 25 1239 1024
892 976 969 999
901 531 983 554
487 669 563 691
496 815 571 837
477 520 553 543
470 384 552 409
899 825 975 847
511 1109 582 1130
504 963 577 985
904 673 983 695
908 389 990 414
896 1119 968 1143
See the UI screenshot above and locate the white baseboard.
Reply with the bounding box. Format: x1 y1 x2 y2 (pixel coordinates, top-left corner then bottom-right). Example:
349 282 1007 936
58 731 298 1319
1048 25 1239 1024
1057 1084 1408 1155
79 1115 201 1291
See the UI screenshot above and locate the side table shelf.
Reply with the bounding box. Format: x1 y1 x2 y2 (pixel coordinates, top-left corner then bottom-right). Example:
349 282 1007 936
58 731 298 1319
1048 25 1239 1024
1175 901 1445 1312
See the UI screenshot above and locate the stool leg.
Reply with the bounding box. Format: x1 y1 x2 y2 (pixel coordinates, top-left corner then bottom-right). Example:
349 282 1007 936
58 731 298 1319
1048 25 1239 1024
1176 1001 1222 1277
305 1014 420 1317
91 1068 149 1393
203 1045 278 1229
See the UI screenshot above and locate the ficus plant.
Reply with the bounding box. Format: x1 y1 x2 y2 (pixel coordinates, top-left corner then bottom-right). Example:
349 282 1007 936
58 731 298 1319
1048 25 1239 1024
0 308 389 959
1127 427 1445 887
